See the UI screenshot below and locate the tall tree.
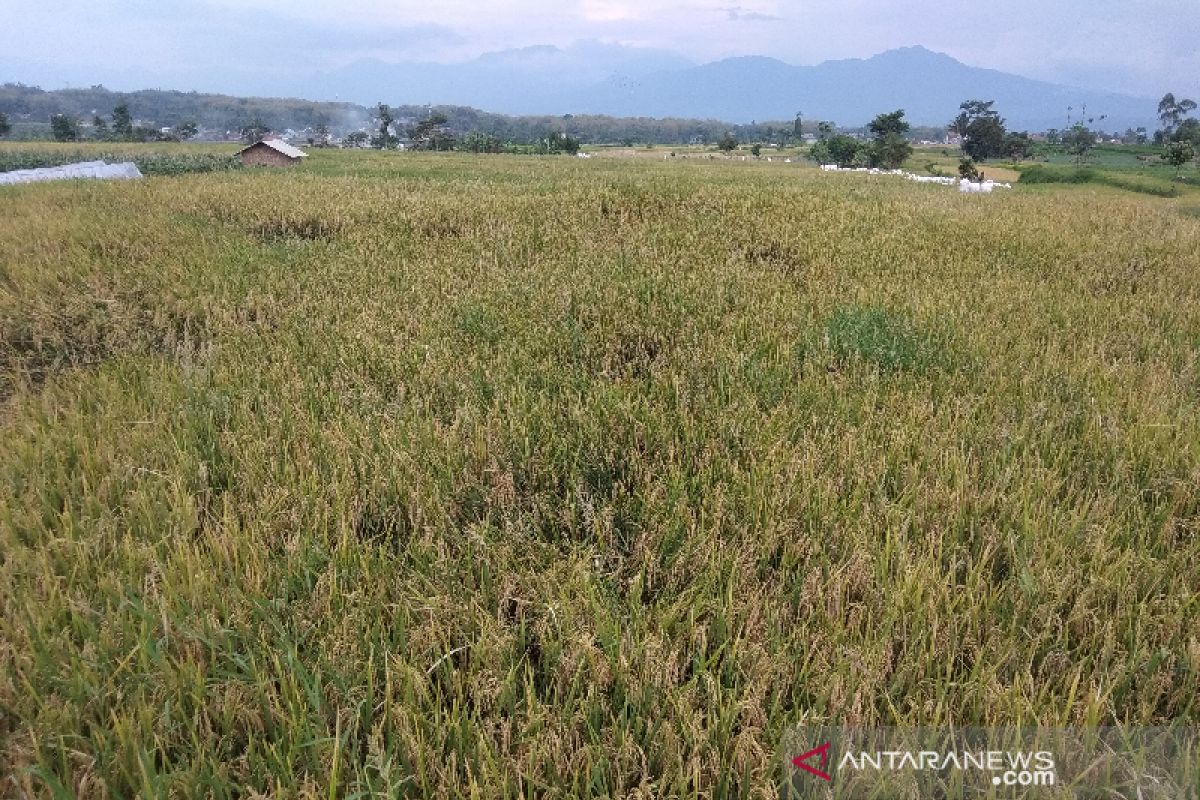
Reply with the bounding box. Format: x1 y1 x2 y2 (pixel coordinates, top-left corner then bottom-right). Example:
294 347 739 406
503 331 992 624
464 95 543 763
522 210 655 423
111 103 134 141
867 109 912 168
868 109 910 139
408 112 451 150
0 111 10 138
951 100 1007 161
374 103 396 149
1158 93 1197 137
50 114 79 141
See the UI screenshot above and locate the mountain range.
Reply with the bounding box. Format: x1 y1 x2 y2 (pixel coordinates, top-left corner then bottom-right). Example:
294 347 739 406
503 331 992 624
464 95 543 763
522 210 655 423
288 44 1157 132
3 44 1161 133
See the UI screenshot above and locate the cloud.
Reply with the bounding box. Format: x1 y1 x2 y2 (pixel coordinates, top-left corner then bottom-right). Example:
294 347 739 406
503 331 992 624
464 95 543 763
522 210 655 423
580 1 643 23
723 7 781 22
1 1 464 74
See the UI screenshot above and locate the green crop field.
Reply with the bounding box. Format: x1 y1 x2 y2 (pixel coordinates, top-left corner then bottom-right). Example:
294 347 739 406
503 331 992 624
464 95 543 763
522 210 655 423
2 149 1199 797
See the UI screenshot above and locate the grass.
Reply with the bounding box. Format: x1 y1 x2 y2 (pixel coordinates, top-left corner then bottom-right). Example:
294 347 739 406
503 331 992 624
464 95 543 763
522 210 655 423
1039 143 1166 169
1017 164 1193 198
2 148 1199 797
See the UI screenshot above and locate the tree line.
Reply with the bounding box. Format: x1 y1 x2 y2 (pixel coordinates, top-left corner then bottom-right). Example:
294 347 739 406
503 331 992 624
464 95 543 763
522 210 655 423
44 103 201 143
1 83 940 148
355 104 862 149
1 81 1195 175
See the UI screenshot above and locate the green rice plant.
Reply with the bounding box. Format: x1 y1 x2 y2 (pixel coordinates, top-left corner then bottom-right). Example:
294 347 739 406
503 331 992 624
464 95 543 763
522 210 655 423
825 305 951 372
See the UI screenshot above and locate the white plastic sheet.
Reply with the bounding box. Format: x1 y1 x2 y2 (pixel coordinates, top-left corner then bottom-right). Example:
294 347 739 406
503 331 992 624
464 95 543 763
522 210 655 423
0 160 144 186
817 163 1011 191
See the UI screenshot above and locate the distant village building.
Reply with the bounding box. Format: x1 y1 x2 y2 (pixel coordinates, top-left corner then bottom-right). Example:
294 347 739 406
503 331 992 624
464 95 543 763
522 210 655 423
238 138 308 167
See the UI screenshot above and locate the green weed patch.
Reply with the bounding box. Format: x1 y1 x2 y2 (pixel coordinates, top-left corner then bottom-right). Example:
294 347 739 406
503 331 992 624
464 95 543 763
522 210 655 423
825 305 951 372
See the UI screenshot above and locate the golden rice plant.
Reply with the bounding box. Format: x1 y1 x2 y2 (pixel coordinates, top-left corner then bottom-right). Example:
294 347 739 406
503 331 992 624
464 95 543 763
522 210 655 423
2 148 1198 798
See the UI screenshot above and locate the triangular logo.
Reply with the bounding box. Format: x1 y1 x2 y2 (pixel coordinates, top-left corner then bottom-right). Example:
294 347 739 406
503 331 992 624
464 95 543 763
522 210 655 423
792 741 833 781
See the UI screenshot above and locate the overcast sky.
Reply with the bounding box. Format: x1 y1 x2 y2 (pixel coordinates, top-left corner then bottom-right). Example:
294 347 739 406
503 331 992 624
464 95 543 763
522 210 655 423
3 0 1197 98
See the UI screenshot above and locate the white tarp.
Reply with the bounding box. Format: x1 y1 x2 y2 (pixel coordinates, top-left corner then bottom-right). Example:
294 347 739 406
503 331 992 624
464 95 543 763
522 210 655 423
817 163 1011 191
0 160 144 186
959 178 998 193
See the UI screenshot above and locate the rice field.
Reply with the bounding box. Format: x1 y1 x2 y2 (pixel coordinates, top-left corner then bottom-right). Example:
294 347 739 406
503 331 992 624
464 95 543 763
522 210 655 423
2 149 1199 797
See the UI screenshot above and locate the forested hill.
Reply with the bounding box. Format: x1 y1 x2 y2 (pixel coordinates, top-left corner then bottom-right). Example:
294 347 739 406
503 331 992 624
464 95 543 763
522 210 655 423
0 83 369 135
0 82 947 144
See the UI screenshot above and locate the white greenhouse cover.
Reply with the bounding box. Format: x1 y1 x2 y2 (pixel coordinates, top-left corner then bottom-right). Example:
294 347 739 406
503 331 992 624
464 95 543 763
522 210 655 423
0 160 144 186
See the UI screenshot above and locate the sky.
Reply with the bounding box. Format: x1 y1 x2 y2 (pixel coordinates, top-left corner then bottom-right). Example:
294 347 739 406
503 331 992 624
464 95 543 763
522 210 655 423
3 0 1197 99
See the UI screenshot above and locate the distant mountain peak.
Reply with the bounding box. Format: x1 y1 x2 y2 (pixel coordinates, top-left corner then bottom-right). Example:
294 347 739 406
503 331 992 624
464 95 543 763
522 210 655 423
863 45 959 65
885 44 941 56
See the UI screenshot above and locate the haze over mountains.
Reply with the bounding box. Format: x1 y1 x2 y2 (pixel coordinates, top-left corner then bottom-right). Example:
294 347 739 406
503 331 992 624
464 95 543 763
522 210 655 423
291 44 1158 132
4 43 1160 132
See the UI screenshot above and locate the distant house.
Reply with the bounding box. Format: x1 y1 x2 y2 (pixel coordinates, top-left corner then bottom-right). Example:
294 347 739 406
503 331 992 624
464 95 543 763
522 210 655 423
238 138 308 167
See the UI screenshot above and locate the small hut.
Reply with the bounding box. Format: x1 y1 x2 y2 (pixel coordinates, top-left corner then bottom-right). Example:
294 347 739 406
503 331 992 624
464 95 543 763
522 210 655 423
238 138 307 167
